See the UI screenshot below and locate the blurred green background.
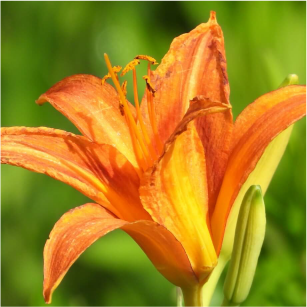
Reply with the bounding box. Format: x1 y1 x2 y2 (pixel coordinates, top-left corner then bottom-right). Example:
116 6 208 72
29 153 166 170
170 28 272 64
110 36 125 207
1 2 306 306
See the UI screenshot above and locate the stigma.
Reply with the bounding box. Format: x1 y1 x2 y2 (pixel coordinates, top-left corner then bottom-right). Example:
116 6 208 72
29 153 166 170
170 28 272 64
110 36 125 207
103 53 163 172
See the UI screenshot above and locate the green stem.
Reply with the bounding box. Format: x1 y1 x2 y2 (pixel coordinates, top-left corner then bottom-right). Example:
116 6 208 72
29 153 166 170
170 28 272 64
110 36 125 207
182 285 203 306
177 287 183 307
202 255 229 306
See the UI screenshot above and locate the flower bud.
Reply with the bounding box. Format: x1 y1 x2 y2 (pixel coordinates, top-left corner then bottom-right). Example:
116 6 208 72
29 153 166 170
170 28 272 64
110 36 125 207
223 185 266 306
279 74 299 88
203 74 299 306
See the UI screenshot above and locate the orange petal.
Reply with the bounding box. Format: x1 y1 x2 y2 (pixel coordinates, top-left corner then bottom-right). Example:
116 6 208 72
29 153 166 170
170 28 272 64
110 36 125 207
211 85 306 252
168 95 231 147
36 74 138 168
44 203 197 303
232 85 305 146
43 203 123 303
141 12 231 145
140 124 217 283
123 221 197 289
195 112 233 216
1 127 149 221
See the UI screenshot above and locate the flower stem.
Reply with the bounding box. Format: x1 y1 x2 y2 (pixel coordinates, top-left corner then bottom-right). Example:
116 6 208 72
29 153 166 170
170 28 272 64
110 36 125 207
202 255 229 306
177 287 183 307
181 285 203 306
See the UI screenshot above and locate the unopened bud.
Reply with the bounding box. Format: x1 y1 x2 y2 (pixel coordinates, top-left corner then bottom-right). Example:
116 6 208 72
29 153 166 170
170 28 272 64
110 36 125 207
223 185 266 306
279 74 299 88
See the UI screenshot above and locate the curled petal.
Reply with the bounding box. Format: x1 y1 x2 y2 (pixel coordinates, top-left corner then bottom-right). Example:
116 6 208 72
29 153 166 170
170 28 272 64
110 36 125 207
232 85 305 146
44 203 197 303
211 85 306 252
140 124 217 283
163 96 231 156
43 203 123 303
1 127 148 221
36 74 138 168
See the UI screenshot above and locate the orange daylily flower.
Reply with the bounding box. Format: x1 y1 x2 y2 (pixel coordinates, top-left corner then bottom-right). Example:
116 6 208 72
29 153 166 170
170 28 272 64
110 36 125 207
1 11 306 306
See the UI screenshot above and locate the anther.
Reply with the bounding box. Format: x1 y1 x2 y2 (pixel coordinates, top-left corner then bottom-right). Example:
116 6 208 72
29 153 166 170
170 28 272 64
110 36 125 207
121 59 140 76
135 55 158 65
143 75 156 97
132 69 158 161
102 66 122 84
121 80 128 97
119 81 128 116
144 62 163 154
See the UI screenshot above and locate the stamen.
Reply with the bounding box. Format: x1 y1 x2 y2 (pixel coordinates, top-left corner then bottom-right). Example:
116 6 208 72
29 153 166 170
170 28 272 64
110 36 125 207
142 75 154 139
121 80 128 97
133 69 158 161
102 66 122 84
134 56 160 148
145 63 164 153
101 73 111 84
143 75 156 97
119 81 128 116
135 55 159 65
126 114 148 172
113 66 122 73
121 59 140 77
104 53 153 169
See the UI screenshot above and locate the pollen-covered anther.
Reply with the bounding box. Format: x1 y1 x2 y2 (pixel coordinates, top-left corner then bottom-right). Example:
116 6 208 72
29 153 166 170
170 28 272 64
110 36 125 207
119 81 128 116
119 104 125 116
121 59 140 76
101 74 110 84
121 81 128 97
112 66 122 74
135 55 158 65
102 66 122 84
143 75 157 97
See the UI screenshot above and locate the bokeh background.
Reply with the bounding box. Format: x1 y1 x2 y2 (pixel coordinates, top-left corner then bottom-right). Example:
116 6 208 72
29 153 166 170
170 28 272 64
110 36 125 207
1 2 306 306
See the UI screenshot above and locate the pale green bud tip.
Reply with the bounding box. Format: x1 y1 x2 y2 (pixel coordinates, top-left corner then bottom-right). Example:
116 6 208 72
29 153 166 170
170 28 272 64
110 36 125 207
279 74 299 88
250 185 263 206
223 185 266 306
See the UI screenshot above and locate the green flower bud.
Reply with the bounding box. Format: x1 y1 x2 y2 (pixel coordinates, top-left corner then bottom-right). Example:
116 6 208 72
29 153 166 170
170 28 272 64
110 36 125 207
222 185 266 306
203 74 299 306
279 74 299 87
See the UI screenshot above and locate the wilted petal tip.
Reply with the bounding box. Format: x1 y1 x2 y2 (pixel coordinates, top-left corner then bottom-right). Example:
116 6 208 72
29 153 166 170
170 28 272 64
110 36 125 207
209 11 217 23
36 95 46 105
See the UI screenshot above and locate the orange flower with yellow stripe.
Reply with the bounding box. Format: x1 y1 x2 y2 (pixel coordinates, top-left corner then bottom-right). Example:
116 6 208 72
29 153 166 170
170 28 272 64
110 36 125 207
1 11 306 306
